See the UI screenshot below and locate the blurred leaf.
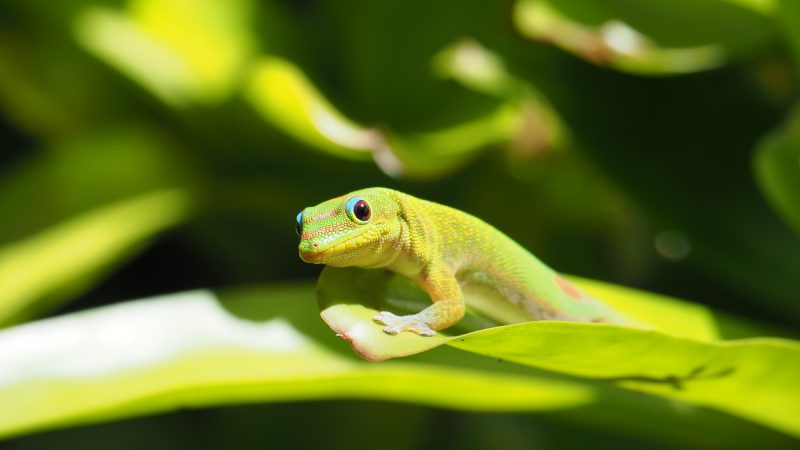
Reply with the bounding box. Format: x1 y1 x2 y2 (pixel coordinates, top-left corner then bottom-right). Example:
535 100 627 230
245 56 529 179
434 39 529 99
0 36 77 137
778 0 800 67
514 0 775 75
0 189 193 325
754 106 800 234
323 0 510 129
532 33 800 322
0 128 195 243
434 39 570 158
74 0 255 106
245 56 381 161
0 127 199 324
384 103 523 178
0 284 796 449
317 267 800 437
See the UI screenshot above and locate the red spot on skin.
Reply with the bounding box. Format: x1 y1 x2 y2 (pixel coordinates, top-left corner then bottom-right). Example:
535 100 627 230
555 276 584 300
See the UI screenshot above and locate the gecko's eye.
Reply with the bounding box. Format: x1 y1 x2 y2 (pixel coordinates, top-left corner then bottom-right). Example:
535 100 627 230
346 196 371 223
295 212 303 236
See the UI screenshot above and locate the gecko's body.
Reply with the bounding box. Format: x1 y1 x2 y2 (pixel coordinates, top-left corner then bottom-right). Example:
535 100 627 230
297 187 627 336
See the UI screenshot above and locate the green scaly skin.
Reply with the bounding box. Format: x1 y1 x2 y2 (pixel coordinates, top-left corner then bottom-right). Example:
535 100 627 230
297 187 628 336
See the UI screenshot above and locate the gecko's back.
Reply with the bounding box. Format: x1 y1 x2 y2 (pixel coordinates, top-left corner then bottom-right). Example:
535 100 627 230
404 193 627 325
299 187 628 336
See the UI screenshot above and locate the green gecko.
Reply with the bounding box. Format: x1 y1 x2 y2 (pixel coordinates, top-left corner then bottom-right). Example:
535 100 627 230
296 187 628 336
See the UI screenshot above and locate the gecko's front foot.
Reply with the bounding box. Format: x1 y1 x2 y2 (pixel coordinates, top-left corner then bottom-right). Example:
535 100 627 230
373 311 436 337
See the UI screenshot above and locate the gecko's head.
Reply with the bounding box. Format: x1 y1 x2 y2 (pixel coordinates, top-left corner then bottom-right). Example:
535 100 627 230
296 187 404 267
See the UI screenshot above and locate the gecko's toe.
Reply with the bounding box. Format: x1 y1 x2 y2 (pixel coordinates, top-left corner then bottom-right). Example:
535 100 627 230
416 327 436 337
382 325 402 334
373 311 398 325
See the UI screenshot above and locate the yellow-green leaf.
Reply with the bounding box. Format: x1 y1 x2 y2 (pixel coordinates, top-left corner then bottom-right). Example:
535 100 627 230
0 189 193 325
0 284 796 449
316 266 800 437
74 0 255 105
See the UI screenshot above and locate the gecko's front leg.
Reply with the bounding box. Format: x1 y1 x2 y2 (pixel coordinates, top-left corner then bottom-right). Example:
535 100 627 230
373 310 437 336
373 266 465 336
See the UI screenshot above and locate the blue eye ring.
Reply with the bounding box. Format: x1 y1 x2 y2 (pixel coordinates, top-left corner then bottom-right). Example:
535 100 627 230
295 212 303 236
346 196 371 223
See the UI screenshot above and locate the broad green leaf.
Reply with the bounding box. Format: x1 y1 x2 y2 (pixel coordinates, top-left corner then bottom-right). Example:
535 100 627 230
74 0 255 105
451 323 800 439
0 189 193 326
317 267 800 437
754 107 800 234
0 285 796 449
513 0 775 75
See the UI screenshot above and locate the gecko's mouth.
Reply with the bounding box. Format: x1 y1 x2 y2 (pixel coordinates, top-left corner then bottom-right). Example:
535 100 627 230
298 239 360 266
298 241 346 264
298 247 326 263
298 226 373 264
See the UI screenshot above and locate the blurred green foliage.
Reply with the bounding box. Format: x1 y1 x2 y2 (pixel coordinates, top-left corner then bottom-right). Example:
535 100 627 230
1 0 799 448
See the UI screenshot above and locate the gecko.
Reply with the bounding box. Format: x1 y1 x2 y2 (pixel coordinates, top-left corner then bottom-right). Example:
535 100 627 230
296 187 628 336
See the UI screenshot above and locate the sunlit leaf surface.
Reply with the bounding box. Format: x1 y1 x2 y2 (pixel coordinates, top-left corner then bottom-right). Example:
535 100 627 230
0 285 796 449
317 267 800 437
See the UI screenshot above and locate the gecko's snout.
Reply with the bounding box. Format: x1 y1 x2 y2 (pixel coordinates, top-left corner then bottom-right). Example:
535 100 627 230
298 240 324 263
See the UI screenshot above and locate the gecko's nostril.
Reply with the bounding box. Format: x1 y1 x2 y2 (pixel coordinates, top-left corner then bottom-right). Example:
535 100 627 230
313 242 319 248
